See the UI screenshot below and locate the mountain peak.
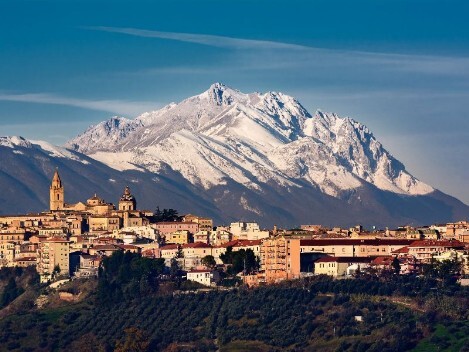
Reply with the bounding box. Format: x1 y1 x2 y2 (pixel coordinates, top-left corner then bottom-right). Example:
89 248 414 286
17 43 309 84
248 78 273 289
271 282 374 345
0 136 32 149
65 84 433 199
203 82 245 106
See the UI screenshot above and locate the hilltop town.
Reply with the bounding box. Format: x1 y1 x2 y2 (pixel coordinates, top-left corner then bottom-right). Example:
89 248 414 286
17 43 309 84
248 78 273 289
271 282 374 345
0 170 467 289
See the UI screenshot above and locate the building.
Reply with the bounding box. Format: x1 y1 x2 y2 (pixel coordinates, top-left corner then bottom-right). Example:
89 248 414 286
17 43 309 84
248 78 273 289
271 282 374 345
118 186 137 211
166 230 191 245
230 222 269 241
50 169 65 211
184 214 213 232
407 240 465 263
153 222 199 236
314 257 372 277
187 269 220 286
49 170 115 215
446 221 469 237
37 237 71 282
300 239 413 258
89 216 121 234
261 237 301 284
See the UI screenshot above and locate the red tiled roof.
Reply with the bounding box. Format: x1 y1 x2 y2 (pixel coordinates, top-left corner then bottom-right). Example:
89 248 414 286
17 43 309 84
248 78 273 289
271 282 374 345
216 240 261 248
117 244 140 250
182 242 212 249
392 246 409 254
160 244 179 250
301 239 414 246
408 240 465 247
315 256 373 264
371 256 393 266
155 222 198 225
46 237 70 243
92 244 121 251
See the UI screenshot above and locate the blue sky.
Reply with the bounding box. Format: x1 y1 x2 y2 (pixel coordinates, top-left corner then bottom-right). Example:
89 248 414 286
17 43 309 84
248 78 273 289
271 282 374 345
1 0 469 202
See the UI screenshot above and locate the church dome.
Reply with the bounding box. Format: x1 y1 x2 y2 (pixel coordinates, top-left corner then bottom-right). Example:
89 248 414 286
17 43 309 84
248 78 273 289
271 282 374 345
120 186 135 202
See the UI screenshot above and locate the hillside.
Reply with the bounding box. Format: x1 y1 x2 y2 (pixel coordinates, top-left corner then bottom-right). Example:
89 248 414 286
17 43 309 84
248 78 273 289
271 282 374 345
0 274 468 352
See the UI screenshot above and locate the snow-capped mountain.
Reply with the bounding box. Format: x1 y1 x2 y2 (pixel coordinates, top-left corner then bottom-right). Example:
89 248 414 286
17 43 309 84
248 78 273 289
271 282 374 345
66 83 433 199
1 83 468 227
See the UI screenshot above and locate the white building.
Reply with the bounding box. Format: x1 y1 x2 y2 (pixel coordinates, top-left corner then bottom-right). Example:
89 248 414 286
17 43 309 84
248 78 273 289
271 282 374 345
113 226 159 241
186 269 220 286
229 222 269 241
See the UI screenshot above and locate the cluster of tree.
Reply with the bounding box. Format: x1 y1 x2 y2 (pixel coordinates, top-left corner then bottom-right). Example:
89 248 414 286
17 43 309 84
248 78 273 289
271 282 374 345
0 278 24 309
0 283 428 351
0 266 39 309
97 251 166 305
422 258 462 286
219 247 259 275
152 207 182 222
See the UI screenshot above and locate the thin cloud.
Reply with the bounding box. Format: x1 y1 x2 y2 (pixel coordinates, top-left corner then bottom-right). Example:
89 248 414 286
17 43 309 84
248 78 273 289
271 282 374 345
87 26 469 77
0 92 160 116
85 26 308 51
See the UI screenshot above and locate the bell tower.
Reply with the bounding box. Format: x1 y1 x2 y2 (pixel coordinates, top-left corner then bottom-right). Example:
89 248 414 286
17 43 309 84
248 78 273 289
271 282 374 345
119 186 136 211
50 169 64 211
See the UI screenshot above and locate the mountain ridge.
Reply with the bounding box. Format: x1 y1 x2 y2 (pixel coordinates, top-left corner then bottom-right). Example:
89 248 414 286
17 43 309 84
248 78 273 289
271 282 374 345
0 83 467 227
65 83 433 198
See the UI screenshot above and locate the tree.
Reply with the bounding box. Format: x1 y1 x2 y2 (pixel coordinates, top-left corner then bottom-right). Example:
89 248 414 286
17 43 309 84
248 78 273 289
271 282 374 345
115 327 150 352
224 249 259 275
201 255 216 269
153 207 182 222
170 258 180 279
391 257 401 275
52 264 61 279
220 246 234 264
175 246 184 259
0 277 24 308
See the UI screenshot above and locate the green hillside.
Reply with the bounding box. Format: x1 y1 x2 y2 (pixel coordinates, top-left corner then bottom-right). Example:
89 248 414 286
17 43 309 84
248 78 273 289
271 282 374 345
0 253 468 351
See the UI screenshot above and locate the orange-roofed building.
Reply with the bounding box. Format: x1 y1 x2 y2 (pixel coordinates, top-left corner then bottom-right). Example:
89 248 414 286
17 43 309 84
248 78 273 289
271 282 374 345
407 240 465 263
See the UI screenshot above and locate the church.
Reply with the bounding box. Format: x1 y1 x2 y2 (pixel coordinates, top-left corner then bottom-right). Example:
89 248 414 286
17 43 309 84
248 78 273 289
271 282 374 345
49 169 138 217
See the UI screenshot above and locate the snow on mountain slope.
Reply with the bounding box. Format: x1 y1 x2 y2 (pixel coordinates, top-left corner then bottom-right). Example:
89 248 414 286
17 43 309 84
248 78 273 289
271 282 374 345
66 83 433 198
0 136 33 149
0 136 89 164
66 116 143 154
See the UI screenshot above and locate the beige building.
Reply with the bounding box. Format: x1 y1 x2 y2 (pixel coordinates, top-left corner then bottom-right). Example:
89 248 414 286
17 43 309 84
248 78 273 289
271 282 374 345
0 229 26 243
184 214 213 232
300 239 413 257
37 237 71 282
167 230 191 245
446 221 469 237
154 222 199 236
89 216 121 234
407 240 465 263
194 231 210 244
261 237 301 284
49 170 115 215
314 257 372 277
0 242 16 267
